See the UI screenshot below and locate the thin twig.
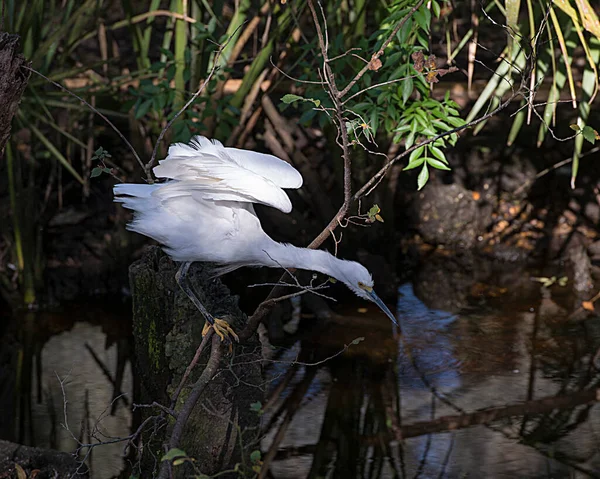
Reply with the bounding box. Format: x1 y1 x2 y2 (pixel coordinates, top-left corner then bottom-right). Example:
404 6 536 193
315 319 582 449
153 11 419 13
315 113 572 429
338 0 425 98
169 329 214 408
146 25 241 179
24 66 145 172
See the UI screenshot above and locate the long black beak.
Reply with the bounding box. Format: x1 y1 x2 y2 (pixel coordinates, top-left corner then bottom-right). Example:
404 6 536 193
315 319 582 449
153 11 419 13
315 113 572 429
368 290 398 326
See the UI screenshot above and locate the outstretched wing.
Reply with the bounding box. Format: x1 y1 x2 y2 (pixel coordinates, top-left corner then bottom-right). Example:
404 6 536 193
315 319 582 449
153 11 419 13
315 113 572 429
152 136 302 213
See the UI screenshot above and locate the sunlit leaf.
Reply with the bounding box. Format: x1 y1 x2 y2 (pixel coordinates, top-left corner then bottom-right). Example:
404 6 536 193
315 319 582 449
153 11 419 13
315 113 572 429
281 94 304 104
426 158 452 171
161 448 187 462
582 125 596 144
403 156 425 171
582 301 595 312
417 163 429 190
250 450 262 463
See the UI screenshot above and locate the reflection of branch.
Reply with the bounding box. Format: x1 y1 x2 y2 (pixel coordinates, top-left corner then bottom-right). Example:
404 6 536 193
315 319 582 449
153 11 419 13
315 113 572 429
55 372 159 475
259 368 318 479
388 387 600 441
84 343 129 407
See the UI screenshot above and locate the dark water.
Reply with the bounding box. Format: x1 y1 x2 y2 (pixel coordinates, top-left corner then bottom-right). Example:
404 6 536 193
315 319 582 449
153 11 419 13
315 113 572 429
3 269 600 478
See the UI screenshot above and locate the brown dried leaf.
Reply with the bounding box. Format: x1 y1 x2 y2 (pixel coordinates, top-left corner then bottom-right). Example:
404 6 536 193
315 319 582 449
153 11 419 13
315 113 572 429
368 56 382 71
426 71 439 83
426 55 437 70
436 66 458 78
582 301 595 311
412 51 425 72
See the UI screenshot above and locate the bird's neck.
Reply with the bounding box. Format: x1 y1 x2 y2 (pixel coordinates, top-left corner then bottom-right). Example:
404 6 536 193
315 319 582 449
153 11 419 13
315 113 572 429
260 240 341 279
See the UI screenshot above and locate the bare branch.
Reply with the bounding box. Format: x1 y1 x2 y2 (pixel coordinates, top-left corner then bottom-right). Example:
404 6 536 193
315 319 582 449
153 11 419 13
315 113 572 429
157 336 223 479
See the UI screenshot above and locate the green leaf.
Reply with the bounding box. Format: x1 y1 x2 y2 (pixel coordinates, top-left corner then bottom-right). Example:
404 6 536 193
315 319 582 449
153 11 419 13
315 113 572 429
429 146 446 162
417 163 429 190
159 47 174 60
150 61 166 72
368 205 381 217
135 99 153 119
409 146 425 163
250 401 263 414
402 77 413 104
569 124 581 131
446 116 465 128
90 167 103 178
350 337 365 345
299 109 317 124
281 94 304 104
161 448 187 462
582 126 596 144
426 158 452 171
250 450 262 463
403 156 425 171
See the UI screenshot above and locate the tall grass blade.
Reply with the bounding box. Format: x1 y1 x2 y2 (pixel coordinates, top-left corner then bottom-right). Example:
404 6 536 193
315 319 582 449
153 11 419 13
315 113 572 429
571 36 600 188
549 6 577 108
27 123 85 185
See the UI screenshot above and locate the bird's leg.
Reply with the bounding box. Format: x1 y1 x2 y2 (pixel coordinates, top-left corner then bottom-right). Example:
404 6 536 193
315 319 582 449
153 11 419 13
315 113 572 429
175 262 239 342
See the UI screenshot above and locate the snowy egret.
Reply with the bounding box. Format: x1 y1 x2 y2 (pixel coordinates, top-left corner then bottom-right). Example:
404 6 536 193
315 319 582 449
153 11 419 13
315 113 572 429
114 136 397 341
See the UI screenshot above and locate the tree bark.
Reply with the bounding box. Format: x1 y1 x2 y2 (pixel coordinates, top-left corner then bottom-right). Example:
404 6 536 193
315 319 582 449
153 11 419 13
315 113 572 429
129 247 263 477
0 32 30 156
0 439 87 478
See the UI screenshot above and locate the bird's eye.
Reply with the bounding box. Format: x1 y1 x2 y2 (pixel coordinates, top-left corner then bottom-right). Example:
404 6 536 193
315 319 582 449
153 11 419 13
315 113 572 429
358 281 373 292
358 281 364 288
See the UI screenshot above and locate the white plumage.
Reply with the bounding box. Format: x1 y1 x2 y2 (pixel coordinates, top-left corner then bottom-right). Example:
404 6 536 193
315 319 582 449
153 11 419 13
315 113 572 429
114 136 397 329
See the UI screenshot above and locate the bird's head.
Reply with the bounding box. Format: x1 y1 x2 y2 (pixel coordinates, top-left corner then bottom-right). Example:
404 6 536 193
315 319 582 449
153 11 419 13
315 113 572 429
329 259 398 326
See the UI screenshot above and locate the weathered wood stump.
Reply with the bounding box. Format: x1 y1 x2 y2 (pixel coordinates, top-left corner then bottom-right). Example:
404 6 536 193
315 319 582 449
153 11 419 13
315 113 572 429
0 440 87 478
0 32 30 155
129 247 263 477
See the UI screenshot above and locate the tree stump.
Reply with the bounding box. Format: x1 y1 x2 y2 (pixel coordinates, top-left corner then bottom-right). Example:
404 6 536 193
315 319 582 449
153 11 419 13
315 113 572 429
0 32 30 156
129 247 263 477
0 440 87 478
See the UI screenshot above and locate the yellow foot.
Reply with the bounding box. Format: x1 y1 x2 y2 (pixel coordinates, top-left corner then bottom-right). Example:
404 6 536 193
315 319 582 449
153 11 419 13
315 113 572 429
202 318 239 343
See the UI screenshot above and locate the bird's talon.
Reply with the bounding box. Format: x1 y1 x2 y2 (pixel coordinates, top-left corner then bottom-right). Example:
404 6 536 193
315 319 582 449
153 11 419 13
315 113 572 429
202 318 239 343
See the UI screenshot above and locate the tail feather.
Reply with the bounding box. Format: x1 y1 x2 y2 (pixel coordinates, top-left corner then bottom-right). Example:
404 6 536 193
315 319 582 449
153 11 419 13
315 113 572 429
113 183 159 198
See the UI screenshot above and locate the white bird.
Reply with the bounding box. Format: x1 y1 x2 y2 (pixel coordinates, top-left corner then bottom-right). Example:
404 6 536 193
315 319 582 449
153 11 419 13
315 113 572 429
114 136 397 341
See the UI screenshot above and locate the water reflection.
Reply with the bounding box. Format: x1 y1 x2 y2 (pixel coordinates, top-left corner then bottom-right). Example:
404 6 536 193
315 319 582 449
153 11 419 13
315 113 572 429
2 266 600 478
0 305 133 479
262 279 600 478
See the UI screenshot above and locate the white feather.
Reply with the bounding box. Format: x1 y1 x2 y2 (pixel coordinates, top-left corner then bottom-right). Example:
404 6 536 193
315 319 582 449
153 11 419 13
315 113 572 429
153 136 295 212
113 136 397 325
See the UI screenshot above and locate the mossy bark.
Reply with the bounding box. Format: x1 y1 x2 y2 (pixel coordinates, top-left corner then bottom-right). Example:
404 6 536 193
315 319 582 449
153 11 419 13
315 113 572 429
129 247 263 477
0 33 30 156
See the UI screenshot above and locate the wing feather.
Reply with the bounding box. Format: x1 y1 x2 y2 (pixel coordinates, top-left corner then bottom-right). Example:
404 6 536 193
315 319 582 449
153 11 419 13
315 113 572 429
152 136 300 213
